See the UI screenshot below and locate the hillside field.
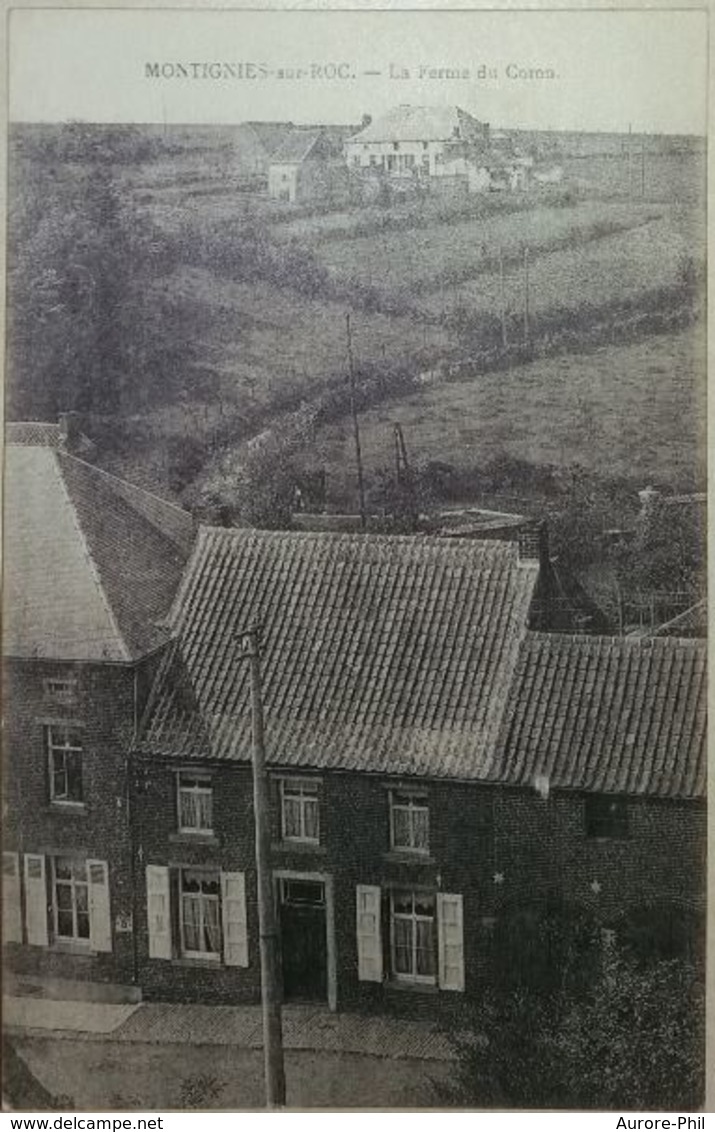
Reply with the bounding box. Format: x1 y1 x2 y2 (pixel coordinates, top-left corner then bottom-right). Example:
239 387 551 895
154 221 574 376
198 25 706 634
296 328 706 499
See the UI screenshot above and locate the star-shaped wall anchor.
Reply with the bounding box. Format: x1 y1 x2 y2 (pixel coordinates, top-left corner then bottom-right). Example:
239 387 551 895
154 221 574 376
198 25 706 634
590 879 602 894
493 872 505 885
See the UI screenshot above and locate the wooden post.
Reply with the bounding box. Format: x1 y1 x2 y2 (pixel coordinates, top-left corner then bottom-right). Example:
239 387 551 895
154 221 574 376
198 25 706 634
240 627 286 1109
499 248 508 348
346 313 367 531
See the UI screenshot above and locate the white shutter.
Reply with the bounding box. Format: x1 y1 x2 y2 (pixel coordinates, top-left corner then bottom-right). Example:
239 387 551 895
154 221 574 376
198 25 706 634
23 854 48 947
356 884 382 982
87 859 112 953
3 853 22 943
221 871 248 967
437 892 465 992
146 864 172 960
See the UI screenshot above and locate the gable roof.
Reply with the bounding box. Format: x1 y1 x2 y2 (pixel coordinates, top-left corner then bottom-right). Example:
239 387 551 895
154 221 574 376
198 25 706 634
139 528 539 779
269 129 324 165
493 633 707 798
348 105 484 144
3 444 196 662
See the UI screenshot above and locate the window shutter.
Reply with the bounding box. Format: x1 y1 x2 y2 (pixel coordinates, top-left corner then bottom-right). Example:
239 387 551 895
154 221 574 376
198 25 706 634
87 859 112 953
356 884 382 982
3 853 22 944
221 871 249 967
437 892 464 992
146 864 172 960
23 854 48 947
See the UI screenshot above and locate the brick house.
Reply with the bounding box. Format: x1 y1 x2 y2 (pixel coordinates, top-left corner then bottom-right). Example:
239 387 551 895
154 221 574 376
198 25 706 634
2 433 195 993
132 528 705 1012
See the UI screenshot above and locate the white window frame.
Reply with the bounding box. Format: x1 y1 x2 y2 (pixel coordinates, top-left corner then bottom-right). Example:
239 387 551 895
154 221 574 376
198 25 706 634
177 771 213 835
280 777 320 844
389 790 430 855
51 855 91 945
390 890 437 985
47 725 84 805
179 868 222 961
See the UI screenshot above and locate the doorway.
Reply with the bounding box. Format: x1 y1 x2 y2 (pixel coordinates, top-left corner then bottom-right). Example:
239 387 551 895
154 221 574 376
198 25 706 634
278 874 334 1006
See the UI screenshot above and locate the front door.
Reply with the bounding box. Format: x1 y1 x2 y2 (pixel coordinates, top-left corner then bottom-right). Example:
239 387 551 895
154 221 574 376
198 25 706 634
279 877 327 1003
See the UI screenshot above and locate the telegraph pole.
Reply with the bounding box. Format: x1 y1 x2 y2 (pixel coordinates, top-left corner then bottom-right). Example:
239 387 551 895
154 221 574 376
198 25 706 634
240 626 286 1109
346 313 367 531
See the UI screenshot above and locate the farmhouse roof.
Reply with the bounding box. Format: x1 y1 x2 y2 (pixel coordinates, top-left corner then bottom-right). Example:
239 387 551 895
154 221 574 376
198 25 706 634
269 129 324 165
493 633 707 799
138 527 538 779
3 443 196 662
347 105 484 144
240 121 295 153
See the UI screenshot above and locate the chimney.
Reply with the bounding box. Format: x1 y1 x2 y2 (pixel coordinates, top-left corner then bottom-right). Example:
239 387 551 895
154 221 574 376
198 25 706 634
517 520 550 572
58 411 82 450
361 113 372 129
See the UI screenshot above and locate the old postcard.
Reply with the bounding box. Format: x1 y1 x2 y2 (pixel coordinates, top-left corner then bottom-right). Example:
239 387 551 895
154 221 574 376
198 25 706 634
2 4 709 1115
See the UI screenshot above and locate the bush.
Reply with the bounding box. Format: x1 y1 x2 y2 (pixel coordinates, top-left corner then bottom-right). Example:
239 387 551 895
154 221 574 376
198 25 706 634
444 953 705 1110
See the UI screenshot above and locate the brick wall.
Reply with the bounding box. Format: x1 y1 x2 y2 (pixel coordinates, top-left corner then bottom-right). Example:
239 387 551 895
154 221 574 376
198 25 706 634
132 756 705 1013
2 654 160 987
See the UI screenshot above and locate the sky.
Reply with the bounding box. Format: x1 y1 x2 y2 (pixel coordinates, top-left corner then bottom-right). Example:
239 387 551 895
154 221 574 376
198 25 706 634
8 8 708 136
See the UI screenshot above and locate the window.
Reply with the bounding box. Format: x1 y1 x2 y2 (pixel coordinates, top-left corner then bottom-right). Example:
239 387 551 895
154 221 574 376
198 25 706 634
47 726 83 804
585 794 629 839
177 772 213 834
280 777 319 843
389 791 429 853
404 154 415 168
44 678 77 706
180 869 222 958
391 890 436 982
393 142 400 151
52 856 90 942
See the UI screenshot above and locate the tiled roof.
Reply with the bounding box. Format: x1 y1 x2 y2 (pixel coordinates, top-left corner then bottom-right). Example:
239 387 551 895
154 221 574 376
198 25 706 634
270 129 323 165
493 633 707 798
348 105 483 144
6 422 63 447
140 528 538 779
3 445 196 662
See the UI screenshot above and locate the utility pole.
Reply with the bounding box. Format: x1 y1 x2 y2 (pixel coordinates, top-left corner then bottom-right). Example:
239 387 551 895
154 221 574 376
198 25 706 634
522 246 530 346
627 123 633 199
239 626 286 1109
640 140 646 199
346 313 367 531
498 247 508 349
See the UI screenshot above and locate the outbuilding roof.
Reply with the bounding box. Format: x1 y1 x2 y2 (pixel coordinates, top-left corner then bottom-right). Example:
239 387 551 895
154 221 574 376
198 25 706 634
3 444 196 662
269 129 324 165
493 633 707 798
139 527 539 779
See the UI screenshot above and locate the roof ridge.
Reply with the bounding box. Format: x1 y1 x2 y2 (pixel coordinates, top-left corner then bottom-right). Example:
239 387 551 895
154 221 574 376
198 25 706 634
56 450 192 522
524 630 706 651
198 523 517 553
50 449 131 662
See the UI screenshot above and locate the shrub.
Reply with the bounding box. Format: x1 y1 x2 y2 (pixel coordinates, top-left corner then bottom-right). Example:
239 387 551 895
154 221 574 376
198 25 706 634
444 953 705 1110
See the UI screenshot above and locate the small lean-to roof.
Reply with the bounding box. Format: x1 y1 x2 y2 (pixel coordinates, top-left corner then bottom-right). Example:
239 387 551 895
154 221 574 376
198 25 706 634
269 129 324 165
493 633 707 799
140 527 539 779
347 105 484 144
3 444 196 662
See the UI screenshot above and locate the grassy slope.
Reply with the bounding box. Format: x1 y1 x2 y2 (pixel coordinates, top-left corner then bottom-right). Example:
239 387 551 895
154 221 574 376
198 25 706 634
300 327 706 498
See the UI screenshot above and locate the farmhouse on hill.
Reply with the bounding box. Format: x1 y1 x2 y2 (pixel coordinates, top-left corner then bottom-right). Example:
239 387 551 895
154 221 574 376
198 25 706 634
345 104 490 178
